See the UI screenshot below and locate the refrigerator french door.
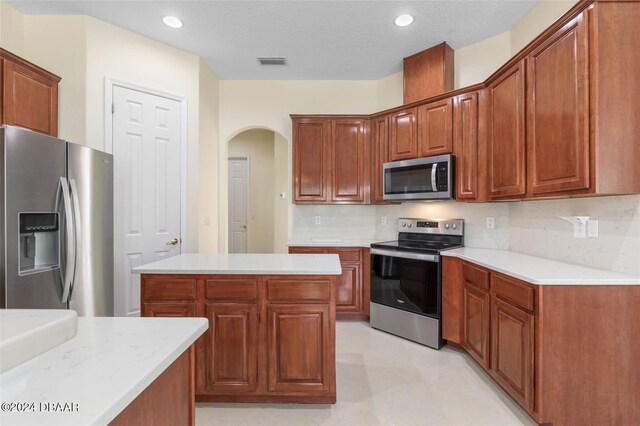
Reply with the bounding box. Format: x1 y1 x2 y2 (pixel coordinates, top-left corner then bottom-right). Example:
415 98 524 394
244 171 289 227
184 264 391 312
1 125 114 316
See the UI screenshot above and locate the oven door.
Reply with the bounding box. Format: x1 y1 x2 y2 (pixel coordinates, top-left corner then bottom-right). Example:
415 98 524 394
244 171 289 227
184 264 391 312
370 248 441 318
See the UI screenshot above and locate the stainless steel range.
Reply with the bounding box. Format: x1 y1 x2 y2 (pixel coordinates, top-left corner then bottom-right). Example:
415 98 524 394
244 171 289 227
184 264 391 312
370 218 464 349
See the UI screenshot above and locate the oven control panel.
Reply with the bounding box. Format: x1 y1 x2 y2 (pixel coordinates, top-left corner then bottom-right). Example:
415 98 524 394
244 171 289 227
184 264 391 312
398 218 464 236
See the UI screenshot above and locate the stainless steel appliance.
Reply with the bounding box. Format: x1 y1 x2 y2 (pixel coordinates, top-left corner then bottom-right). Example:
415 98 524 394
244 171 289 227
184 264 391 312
370 218 464 349
1 125 114 316
383 154 454 201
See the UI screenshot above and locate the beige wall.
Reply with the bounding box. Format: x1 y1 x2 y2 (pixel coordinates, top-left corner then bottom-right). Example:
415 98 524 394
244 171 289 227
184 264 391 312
0 0 24 54
454 31 511 89
273 133 289 253
228 129 276 253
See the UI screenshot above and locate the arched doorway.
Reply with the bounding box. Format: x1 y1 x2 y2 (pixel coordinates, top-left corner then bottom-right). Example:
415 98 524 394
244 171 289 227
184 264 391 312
226 128 289 253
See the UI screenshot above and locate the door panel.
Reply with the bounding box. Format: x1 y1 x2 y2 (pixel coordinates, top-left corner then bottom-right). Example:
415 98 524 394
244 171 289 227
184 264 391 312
335 262 361 313
267 304 331 393
3 126 67 309
67 144 114 316
113 86 182 316
418 98 453 157
205 303 259 394
488 61 526 199
490 298 534 412
293 119 328 202
228 158 248 253
454 92 481 200
389 108 418 161
330 119 366 202
528 12 590 195
371 115 389 203
463 284 490 370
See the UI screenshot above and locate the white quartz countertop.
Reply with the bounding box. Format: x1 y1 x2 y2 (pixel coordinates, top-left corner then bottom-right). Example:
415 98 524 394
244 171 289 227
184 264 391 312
0 316 208 426
442 247 640 285
287 238 382 248
133 253 342 275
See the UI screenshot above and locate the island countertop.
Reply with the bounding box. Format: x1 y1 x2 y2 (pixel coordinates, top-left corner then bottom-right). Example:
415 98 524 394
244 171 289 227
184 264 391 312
133 253 343 275
0 316 208 426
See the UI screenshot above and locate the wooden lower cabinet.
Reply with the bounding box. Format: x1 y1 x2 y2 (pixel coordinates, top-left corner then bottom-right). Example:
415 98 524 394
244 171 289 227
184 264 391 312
288 246 369 319
462 284 491 370
141 274 336 404
204 303 258 394
267 304 332 394
490 297 534 412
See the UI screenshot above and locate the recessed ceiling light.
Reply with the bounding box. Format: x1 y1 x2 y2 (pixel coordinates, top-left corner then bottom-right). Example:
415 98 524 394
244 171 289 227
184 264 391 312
162 16 183 29
394 14 414 27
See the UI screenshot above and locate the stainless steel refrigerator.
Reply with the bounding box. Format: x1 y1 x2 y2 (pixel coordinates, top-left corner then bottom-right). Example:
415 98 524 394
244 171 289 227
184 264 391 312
1 125 113 316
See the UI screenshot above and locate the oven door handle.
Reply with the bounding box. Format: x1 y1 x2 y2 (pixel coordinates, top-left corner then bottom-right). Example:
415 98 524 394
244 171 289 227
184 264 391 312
370 248 439 262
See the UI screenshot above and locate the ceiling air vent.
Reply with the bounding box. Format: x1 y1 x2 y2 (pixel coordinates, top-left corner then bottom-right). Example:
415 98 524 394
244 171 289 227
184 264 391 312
258 57 287 66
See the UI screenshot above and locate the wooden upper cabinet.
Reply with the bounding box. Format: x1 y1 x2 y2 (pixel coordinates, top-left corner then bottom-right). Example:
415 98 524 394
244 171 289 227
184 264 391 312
292 118 329 202
527 12 590 196
371 115 389 204
417 98 453 157
389 108 418 161
453 91 485 201
403 42 454 104
330 118 368 203
487 60 527 199
1 49 60 137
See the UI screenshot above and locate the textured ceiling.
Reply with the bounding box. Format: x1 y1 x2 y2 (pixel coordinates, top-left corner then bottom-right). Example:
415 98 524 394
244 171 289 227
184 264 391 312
9 0 537 80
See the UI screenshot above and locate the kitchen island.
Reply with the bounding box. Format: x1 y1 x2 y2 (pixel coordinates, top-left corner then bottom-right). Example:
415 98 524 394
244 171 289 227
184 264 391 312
0 312 207 426
133 253 342 404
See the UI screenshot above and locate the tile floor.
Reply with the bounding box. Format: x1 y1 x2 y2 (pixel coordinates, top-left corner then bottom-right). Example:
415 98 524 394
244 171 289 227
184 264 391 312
196 321 536 426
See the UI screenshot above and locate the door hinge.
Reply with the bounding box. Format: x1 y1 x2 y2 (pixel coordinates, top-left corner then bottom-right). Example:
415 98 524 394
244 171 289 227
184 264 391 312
111 103 115 114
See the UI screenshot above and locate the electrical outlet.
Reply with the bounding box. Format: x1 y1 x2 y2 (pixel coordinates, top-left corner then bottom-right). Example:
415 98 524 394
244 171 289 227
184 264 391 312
381 216 387 225
486 217 495 229
279 192 286 199
588 219 599 237
315 216 321 225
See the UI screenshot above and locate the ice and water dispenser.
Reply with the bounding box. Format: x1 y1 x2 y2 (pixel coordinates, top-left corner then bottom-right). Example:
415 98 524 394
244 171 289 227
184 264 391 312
19 213 60 275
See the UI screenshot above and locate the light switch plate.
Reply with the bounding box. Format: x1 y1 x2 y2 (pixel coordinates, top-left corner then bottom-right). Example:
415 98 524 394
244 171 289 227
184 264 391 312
588 219 599 237
315 216 321 225
486 217 495 229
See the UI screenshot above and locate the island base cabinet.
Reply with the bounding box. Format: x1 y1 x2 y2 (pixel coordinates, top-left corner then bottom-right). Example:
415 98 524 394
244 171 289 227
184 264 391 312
141 274 336 404
267 304 333 395
110 347 195 426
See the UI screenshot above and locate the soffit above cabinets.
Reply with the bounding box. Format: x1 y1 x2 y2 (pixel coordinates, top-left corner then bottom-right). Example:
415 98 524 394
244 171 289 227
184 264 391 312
8 0 536 80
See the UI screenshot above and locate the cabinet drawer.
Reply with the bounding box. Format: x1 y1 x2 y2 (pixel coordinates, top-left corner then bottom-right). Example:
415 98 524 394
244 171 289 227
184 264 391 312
326 248 361 262
205 279 258 302
144 303 195 317
144 278 196 300
491 273 535 312
267 279 331 302
288 247 324 254
462 262 490 291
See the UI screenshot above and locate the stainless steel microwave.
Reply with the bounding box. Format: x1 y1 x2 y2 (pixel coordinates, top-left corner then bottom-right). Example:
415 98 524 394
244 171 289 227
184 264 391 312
383 154 454 201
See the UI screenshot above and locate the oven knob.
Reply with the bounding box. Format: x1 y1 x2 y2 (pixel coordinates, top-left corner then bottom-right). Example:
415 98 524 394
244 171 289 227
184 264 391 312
407 223 412 228
452 224 457 229
445 224 450 229
401 222 407 227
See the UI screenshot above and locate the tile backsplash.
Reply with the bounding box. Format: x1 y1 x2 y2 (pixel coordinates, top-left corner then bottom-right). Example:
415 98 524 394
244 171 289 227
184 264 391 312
291 195 640 277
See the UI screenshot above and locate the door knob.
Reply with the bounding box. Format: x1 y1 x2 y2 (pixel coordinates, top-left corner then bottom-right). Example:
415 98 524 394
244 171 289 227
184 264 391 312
167 238 179 246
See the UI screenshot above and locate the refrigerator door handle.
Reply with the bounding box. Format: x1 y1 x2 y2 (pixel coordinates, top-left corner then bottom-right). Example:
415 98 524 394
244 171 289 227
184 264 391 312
68 178 82 301
58 177 76 304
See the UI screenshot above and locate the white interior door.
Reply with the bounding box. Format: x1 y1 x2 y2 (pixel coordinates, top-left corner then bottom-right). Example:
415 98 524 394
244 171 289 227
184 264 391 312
112 85 182 316
228 158 248 253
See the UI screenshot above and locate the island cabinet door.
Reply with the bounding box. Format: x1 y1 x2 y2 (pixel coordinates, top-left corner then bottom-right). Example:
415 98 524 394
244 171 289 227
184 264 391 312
267 304 333 394
204 303 259 394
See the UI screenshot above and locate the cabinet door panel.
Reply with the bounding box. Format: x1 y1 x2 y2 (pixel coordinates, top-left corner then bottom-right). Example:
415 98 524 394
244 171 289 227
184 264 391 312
267 304 332 393
418 98 453 157
335 262 361 313
2 58 59 136
389 108 418 161
490 298 534 412
454 92 480 200
293 119 328 202
528 12 590 195
488 61 526 199
330 119 366 202
205 303 258 394
371 115 389 203
463 285 490 370
143 303 194 317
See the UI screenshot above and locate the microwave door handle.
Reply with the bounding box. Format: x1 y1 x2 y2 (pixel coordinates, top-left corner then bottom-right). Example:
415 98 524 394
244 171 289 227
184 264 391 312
370 248 439 262
58 177 76 304
431 163 438 192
